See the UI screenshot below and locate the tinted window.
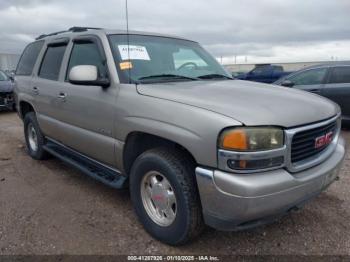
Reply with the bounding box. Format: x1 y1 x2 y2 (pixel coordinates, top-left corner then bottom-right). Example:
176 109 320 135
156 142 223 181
16 41 44 76
39 45 67 80
273 66 283 73
288 68 327 85
67 42 107 79
328 67 350 84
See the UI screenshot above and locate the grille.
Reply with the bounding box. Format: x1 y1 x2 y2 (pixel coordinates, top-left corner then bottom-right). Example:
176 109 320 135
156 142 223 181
291 120 337 163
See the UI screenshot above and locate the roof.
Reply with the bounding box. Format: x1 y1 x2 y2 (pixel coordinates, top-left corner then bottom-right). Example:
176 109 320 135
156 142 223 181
35 26 194 42
300 61 350 70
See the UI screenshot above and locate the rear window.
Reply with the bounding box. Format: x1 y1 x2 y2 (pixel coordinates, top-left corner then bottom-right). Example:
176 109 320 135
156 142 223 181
39 45 67 81
328 67 350 84
251 66 271 75
16 41 44 76
273 66 283 73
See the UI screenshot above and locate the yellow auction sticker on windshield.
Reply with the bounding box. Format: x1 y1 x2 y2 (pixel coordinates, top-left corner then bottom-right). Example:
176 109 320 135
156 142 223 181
120 61 133 70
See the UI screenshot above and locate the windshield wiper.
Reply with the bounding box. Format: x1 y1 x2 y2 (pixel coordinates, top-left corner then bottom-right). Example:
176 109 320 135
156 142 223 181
137 74 199 83
197 74 233 80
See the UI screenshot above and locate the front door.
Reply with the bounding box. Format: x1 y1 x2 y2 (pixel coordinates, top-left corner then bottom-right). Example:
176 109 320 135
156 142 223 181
285 67 329 95
58 36 117 167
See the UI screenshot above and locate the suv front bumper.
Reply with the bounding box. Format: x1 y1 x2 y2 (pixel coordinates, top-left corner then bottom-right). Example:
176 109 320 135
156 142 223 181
196 136 346 231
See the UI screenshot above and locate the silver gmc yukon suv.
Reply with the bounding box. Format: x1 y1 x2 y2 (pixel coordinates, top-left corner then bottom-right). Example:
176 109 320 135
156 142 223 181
14 27 346 245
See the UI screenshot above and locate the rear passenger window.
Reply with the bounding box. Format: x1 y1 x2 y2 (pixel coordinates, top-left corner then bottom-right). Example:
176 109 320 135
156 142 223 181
39 45 67 81
328 67 350 84
67 41 107 79
16 41 44 76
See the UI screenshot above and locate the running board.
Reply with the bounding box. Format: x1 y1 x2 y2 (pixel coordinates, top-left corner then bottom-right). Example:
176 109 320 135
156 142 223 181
43 141 127 189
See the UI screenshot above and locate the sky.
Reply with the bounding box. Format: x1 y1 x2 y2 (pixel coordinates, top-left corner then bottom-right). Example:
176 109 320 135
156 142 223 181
0 0 350 64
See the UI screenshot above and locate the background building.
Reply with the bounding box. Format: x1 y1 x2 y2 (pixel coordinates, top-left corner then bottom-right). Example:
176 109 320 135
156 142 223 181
0 53 20 71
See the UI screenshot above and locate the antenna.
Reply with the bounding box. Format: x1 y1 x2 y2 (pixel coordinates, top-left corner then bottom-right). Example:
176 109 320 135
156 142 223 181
125 0 131 84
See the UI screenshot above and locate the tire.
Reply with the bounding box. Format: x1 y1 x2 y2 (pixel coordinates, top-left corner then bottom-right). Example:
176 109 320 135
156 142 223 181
23 112 50 160
130 147 204 245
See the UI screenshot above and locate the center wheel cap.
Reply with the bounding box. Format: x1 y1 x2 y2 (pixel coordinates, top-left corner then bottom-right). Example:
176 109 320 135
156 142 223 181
141 171 177 227
151 184 169 210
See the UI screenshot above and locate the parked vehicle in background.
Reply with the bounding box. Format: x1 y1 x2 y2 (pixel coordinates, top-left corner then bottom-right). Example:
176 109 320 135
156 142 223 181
4 70 16 78
15 27 345 245
231 71 246 78
235 64 292 83
274 62 350 125
0 70 15 111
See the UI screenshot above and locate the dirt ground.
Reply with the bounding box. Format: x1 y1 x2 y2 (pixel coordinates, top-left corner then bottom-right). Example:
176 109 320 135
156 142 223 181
0 111 349 255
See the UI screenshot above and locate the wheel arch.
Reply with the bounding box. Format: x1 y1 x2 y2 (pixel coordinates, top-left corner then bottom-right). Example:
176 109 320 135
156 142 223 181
19 100 36 119
123 131 198 176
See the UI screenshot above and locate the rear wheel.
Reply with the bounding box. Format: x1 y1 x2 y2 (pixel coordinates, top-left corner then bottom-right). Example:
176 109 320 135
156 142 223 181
130 147 204 245
24 112 50 160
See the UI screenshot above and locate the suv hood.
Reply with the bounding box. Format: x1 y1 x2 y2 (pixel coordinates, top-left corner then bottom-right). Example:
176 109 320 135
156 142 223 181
137 80 339 128
0 81 13 93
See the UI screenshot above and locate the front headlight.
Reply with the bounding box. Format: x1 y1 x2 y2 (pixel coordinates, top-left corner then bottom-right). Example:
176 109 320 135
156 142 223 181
218 127 285 172
219 127 284 151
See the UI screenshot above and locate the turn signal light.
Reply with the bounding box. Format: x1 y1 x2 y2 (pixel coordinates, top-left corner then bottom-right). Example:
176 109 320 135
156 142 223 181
221 129 247 150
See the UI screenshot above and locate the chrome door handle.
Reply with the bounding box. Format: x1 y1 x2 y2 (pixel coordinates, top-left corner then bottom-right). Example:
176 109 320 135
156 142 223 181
58 92 67 101
32 86 39 95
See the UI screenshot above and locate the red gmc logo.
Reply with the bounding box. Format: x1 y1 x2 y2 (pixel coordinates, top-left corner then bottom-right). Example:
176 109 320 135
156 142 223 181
315 131 334 149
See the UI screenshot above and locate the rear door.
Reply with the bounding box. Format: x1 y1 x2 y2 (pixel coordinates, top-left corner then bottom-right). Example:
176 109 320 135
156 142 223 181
58 36 117 167
284 67 329 95
15 40 45 112
32 39 69 142
322 66 350 119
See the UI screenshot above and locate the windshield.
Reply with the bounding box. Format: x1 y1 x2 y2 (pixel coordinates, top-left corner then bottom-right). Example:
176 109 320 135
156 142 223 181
108 34 231 84
0 71 8 81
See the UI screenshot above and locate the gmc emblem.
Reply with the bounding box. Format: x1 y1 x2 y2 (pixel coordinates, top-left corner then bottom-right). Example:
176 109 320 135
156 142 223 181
315 131 334 149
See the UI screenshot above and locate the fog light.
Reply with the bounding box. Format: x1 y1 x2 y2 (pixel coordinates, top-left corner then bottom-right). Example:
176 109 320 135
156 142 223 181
227 156 284 170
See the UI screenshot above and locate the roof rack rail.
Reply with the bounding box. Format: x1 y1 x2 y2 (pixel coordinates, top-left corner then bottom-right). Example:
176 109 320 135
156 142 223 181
68 26 102 32
36 30 69 40
35 26 102 40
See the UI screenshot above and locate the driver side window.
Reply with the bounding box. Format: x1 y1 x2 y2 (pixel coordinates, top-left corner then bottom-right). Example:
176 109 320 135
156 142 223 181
288 68 327 86
173 48 208 69
67 41 107 79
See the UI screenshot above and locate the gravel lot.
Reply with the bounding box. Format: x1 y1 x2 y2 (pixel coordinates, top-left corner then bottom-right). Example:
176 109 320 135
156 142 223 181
0 111 349 255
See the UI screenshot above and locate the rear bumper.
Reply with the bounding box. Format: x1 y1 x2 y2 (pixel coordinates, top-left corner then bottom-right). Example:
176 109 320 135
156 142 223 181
196 136 346 231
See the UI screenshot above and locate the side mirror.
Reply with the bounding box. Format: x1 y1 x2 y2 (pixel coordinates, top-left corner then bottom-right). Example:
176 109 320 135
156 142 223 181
69 65 110 87
281 80 295 87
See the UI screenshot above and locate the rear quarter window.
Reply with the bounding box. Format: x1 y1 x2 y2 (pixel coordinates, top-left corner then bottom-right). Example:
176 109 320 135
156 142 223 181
16 41 44 76
328 67 350 84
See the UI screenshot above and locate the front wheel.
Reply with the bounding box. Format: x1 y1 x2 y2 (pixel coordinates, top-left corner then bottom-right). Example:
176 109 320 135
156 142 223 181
130 147 204 245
